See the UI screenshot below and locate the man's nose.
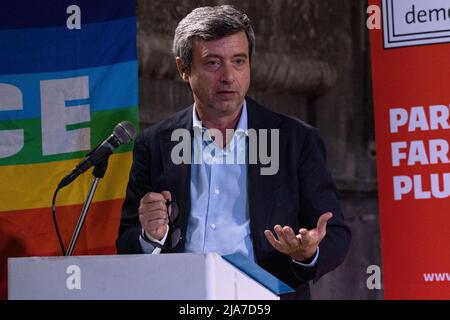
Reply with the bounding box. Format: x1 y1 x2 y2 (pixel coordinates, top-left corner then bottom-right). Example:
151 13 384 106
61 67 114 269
219 62 235 84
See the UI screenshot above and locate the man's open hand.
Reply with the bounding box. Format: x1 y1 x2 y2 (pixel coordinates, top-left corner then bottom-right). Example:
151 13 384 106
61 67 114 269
264 212 333 262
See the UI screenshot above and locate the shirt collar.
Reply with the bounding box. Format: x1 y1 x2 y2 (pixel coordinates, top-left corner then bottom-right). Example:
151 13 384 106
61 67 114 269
192 99 248 134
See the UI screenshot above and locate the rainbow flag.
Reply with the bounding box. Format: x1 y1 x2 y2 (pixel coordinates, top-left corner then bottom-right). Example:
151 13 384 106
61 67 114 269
0 0 138 298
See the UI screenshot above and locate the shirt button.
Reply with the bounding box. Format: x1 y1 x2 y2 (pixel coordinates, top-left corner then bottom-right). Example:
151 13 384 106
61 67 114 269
210 224 216 230
214 188 220 195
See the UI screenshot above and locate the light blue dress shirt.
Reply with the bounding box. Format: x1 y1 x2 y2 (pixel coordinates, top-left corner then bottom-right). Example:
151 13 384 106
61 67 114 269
139 100 319 267
184 100 255 261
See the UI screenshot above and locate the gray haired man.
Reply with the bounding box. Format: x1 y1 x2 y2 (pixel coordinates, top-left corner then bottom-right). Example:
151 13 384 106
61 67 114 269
117 5 351 299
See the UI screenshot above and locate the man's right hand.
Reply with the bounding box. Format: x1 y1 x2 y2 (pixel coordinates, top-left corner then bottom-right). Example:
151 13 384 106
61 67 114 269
139 191 172 240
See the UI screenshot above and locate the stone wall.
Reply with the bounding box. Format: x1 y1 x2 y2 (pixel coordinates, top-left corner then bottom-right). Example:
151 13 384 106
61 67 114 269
137 0 382 299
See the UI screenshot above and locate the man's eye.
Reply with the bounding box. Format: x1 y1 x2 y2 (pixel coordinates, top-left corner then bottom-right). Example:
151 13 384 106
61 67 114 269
234 59 246 66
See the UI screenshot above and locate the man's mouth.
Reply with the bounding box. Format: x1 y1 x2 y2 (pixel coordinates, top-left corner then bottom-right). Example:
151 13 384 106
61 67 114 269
217 90 235 93
216 90 237 98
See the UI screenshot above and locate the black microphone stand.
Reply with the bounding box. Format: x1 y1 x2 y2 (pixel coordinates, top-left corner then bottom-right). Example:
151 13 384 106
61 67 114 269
65 160 108 256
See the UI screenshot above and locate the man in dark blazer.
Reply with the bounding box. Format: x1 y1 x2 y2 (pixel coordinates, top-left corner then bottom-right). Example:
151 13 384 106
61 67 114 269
117 5 350 300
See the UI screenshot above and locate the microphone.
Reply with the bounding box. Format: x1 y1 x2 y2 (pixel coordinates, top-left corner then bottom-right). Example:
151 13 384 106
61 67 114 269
58 121 136 189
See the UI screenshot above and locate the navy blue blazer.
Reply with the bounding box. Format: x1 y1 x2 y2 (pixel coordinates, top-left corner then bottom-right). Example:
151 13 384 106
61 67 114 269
116 97 351 299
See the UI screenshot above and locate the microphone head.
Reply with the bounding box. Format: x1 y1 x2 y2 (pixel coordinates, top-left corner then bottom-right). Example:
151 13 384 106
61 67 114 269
114 121 137 144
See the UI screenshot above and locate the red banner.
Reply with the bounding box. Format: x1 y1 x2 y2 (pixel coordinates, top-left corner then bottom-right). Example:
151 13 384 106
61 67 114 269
369 0 450 299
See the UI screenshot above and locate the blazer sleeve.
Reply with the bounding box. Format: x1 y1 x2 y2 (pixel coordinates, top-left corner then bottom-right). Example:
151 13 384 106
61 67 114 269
116 131 151 254
292 127 351 283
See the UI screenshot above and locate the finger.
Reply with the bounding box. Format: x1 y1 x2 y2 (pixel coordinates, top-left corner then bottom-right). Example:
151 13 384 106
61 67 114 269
317 212 333 238
264 230 283 252
141 192 166 204
139 201 168 218
300 229 318 246
139 210 168 224
140 210 169 226
282 226 299 247
161 190 172 202
273 225 285 242
142 209 169 221
140 201 167 213
161 191 174 217
145 218 169 231
296 228 308 243
273 225 293 249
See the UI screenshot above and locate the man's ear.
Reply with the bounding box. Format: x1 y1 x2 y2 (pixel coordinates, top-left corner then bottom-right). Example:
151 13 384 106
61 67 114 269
175 57 189 82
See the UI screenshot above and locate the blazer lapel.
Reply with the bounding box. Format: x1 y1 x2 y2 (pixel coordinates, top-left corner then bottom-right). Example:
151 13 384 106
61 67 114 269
246 98 282 261
158 106 193 249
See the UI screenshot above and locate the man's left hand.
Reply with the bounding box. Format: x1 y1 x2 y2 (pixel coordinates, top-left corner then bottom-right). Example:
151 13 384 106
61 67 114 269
264 212 333 262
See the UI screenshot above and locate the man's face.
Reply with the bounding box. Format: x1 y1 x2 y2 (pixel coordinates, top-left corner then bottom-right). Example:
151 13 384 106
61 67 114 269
178 31 251 119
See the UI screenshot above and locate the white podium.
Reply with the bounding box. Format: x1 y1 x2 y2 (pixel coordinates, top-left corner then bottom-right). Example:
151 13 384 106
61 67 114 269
8 253 281 300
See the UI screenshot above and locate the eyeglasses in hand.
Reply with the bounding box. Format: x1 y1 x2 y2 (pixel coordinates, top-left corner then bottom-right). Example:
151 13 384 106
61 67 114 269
141 200 181 252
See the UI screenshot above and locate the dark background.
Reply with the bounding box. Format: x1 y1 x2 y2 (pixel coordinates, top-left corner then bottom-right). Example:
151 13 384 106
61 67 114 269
136 0 381 299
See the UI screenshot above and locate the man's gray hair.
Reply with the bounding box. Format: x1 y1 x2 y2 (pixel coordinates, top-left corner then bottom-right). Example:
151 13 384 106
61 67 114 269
173 5 255 70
